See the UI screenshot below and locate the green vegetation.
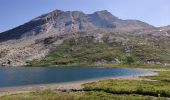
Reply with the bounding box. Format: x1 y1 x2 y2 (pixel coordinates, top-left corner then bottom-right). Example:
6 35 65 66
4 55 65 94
84 80 170 97
28 36 170 67
97 64 170 69
29 37 127 66
0 90 166 100
145 71 170 82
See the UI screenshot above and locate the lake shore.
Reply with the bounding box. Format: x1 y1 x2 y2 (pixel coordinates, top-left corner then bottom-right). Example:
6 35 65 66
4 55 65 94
0 69 158 97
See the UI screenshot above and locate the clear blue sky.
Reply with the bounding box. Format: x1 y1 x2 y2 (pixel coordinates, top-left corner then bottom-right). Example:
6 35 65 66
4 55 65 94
0 0 170 32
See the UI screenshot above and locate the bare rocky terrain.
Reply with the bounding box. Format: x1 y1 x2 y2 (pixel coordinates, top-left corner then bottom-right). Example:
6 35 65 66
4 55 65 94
0 10 169 66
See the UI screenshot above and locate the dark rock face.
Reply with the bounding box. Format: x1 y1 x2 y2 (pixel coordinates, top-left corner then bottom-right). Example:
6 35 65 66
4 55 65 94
0 10 154 42
0 19 46 41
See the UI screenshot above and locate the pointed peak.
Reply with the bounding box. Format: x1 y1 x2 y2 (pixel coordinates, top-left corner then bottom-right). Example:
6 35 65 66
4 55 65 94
94 10 111 15
91 10 120 21
95 10 109 13
32 9 64 21
93 10 118 18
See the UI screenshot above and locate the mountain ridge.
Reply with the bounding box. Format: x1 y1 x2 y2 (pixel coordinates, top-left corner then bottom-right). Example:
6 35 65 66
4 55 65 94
0 9 154 42
0 9 169 67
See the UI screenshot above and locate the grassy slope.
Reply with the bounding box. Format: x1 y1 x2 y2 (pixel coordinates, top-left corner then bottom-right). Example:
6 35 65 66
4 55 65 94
97 64 170 69
0 90 160 100
83 71 170 99
29 37 126 66
145 71 170 82
29 36 170 67
84 80 170 97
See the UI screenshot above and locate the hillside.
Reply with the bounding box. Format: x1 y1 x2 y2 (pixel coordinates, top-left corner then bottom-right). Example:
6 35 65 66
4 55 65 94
29 30 170 66
0 10 169 67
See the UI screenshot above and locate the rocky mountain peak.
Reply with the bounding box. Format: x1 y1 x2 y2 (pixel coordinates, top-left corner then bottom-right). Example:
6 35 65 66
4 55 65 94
0 10 154 42
33 9 64 21
0 9 169 67
93 10 120 22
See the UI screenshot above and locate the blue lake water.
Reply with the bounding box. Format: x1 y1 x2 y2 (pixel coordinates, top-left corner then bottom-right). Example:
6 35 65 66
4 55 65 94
0 67 147 87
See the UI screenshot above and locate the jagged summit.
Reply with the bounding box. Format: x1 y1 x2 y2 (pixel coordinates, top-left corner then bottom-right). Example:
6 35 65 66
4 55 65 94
0 9 154 42
92 10 119 21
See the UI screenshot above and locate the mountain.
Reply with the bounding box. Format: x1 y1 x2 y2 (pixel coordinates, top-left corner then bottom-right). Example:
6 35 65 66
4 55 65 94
0 10 153 42
0 9 169 67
